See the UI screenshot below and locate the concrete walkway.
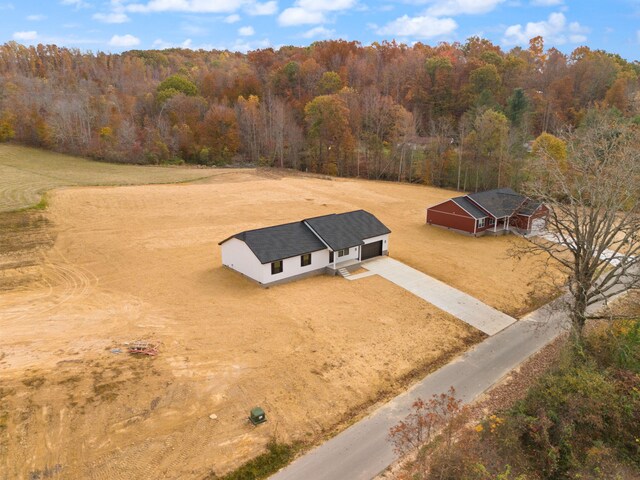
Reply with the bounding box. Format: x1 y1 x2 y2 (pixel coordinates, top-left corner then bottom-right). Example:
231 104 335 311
538 232 630 266
362 257 515 336
271 303 567 480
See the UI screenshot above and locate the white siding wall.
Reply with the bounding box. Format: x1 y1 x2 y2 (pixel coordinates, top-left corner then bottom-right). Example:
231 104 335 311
261 249 330 284
221 238 265 283
334 246 359 264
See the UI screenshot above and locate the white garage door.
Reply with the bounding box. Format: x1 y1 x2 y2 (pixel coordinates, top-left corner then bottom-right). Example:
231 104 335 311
530 218 546 235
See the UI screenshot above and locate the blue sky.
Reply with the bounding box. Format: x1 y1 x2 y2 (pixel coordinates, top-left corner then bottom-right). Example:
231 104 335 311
1 0 639 61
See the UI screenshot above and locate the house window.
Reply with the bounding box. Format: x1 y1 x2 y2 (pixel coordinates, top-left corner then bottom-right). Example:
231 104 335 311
488 217 495 226
301 253 311 267
271 260 283 275
337 248 349 257
478 218 486 228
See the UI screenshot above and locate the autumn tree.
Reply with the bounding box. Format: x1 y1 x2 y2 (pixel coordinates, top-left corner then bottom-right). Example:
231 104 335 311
236 94 261 163
157 74 198 103
199 104 240 165
388 387 466 466
522 110 640 343
531 132 567 171
317 71 343 94
304 94 354 175
468 108 509 190
0 111 15 141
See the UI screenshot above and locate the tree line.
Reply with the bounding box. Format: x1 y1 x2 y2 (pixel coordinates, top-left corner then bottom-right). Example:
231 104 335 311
0 37 638 191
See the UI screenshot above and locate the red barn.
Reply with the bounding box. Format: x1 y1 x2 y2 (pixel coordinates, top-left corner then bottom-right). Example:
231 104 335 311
426 188 548 236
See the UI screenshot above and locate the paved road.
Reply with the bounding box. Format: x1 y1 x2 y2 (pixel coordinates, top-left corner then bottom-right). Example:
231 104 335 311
362 257 515 335
270 301 567 480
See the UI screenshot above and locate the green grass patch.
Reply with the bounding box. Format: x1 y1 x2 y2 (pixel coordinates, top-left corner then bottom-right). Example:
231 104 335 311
208 441 302 480
30 193 48 211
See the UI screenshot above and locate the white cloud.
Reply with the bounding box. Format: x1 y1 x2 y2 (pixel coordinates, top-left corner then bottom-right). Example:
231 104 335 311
229 37 271 52
126 0 245 13
376 14 457 38
181 22 208 35
13 30 38 41
278 0 355 26
93 12 130 23
152 38 195 49
301 26 335 38
61 0 90 8
238 25 255 35
225 14 241 22
108 33 141 47
296 0 355 11
0 3 14 11
278 7 325 26
530 0 563 5
27 14 45 21
502 12 588 46
423 0 505 16
248 1 277 15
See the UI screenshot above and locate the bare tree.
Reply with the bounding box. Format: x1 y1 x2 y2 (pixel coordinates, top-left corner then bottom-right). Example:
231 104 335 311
521 110 640 343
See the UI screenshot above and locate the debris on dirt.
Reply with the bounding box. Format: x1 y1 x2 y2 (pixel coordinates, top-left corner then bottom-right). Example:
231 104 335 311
127 341 159 356
110 348 122 354
209 414 218 420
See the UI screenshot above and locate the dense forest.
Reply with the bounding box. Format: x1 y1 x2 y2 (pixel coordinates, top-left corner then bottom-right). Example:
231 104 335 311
0 37 639 191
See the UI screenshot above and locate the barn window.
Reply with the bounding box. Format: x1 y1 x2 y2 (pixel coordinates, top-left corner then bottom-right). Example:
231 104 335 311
478 218 486 228
301 253 311 267
338 248 349 257
271 260 283 275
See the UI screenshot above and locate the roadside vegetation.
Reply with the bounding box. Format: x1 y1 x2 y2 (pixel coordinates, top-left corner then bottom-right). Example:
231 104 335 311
391 319 640 479
208 442 301 480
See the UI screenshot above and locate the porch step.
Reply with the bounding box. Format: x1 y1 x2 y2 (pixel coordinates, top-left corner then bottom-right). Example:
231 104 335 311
337 267 351 277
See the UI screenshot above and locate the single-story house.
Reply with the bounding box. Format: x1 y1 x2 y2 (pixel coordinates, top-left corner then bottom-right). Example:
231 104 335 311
426 188 548 236
219 210 390 285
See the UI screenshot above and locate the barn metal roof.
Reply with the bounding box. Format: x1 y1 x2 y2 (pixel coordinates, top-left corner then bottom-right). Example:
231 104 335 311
219 210 390 264
451 196 489 219
304 210 391 251
467 188 527 218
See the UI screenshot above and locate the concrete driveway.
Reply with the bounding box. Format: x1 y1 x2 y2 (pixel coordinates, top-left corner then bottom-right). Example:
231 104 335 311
362 257 515 336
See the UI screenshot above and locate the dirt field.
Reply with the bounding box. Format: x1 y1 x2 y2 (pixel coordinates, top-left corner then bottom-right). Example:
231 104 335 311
0 166 558 479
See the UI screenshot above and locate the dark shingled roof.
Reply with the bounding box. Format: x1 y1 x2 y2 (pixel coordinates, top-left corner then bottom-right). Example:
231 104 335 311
219 210 390 264
467 188 527 218
517 198 543 216
304 210 391 251
222 221 326 264
451 196 489 219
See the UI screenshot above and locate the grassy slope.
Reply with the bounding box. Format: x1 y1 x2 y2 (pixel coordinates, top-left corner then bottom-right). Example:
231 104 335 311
0 144 219 212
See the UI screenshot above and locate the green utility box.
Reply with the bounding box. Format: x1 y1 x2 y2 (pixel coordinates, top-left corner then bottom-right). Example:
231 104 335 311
249 407 267 425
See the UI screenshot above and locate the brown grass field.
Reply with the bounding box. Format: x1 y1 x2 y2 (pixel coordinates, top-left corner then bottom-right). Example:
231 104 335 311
0 146 560 479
